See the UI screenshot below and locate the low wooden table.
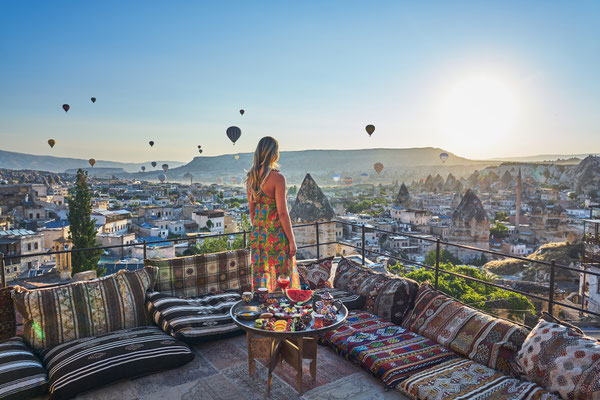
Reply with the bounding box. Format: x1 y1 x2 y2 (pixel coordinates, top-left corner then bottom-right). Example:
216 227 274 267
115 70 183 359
231 300 348 396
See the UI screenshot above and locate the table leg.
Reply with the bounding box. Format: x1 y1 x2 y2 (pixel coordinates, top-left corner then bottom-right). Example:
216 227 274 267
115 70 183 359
246 332 255 376
267 339 282 398
296 338 304 396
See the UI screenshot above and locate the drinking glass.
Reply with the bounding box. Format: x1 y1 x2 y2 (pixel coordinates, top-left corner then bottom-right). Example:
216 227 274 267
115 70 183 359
242 291 253 305
277 275 290 292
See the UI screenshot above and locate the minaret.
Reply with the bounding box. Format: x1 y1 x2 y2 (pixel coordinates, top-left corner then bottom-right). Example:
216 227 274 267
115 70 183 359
516 168 521 232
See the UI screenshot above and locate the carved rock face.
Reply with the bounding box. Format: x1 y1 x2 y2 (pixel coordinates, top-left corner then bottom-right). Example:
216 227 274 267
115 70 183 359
289 173 335 223
394 183 410 207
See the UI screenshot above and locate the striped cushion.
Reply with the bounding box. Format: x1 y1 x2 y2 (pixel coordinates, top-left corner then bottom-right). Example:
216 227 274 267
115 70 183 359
0 337 48 400
399 358 559 400
40 326 194 400
320 311 458 388
314 288 366 310
146 249 251 297
146 291 243 342
13 266 158 352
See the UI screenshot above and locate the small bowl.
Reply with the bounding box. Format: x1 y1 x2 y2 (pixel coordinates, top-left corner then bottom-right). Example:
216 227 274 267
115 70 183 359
260 312 273 319
235 306 261 320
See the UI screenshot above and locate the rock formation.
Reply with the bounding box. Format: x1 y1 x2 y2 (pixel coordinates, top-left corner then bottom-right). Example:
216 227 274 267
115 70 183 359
448 189 490 261
394 183 410 207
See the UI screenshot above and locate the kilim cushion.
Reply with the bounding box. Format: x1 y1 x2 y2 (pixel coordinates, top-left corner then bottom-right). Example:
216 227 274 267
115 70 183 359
146 291 243 342
12 266 157 352
146 248 251 298
0 337 48 400
314 288 366 310
40 326 194 400
0 286 16 342
402 282 529 378
518 320 600 400
399 358 559 400
333 257 418 323
320 310 458 388
297 257 334 290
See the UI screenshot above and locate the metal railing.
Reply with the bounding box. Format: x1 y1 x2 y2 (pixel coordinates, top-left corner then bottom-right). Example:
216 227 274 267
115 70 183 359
2 219 597 324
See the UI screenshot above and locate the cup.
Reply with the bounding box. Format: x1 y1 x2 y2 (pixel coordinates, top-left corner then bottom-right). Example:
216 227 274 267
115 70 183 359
257 287 268 304
242 291 253 305
313 313 324 329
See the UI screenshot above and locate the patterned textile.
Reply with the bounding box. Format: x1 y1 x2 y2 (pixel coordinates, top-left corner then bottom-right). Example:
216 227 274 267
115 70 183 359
146 291 243 342
146 249 252 298
297 257 334 290
249 188 300 292
333 257 418 323
518 320 600 400
0 286 16 341
399 358 559 400
40 326 194 400
0 337 48 400
320 310 458 388
402 282 529 377
314 288 366 310
375 278 419 325
12 266 157 352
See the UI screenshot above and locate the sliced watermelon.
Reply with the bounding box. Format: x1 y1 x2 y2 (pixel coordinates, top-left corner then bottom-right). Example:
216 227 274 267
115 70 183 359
286 289 313 304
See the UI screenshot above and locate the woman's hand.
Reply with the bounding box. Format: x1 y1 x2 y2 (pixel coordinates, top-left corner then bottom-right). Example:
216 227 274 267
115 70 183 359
288 241 297 258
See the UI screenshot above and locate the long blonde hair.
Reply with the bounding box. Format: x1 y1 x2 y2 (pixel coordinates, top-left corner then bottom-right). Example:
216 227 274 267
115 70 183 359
246 136 280 201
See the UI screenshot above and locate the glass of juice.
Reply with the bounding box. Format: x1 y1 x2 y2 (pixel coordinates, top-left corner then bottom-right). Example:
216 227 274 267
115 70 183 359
277 275 290 293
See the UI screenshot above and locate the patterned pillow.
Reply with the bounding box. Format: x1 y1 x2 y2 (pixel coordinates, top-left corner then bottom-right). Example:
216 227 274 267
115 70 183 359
402 282 530 378
0 337 48 400
0 286 16 341
518 320 600 400
40 326 194 400
12 266 157 352
146 248 251 297
297 257 334 289
333 257 418 322
147 291 243 342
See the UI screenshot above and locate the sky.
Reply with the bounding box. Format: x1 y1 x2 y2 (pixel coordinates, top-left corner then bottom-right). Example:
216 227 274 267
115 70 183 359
1 1 599 163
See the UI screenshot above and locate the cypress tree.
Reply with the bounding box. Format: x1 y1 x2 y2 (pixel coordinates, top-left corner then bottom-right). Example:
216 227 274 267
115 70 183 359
68 169 102 274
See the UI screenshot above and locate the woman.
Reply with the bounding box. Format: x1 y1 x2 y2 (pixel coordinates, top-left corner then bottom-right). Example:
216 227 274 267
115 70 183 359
247 136 300 292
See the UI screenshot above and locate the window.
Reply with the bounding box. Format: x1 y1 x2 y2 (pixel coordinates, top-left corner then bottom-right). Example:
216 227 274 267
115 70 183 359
34 242 38 250
27 243 31 251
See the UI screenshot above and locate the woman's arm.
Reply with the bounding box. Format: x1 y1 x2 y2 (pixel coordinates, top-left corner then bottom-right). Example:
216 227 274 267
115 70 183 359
246 185 256 225
273 173 297 257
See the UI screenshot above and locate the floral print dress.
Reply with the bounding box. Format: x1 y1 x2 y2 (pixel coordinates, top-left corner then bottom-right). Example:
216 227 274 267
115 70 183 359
249 191 300 292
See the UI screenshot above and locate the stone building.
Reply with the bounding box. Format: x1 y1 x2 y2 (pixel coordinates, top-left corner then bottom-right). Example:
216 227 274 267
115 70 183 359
448 189 490 261
289 174 336 260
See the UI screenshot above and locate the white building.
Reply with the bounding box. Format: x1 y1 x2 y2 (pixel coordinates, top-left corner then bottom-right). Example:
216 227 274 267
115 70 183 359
192 209 225 234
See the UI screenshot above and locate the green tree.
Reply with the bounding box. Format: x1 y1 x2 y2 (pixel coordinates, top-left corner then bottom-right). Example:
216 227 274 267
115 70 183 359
68 170 103 275
490 221 509 238
494 211 508 222
288 185 298 196
388 262 534 321
424 248 461 266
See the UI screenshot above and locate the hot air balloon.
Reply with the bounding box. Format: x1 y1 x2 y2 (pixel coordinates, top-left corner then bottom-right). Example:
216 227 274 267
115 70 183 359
162 164 169 172
90 97 96 103
141 166 146 171
88 159 96 167
365 124 375 136
344 177 353 186
48 139 56 148
360 172 369 182
234 155 240 160
158 174 166 183
217 177 223 184
151 161 157 168
62 104 70 113
197 145 202 149
231 177 237 184
226 126 241 145
332 174 340 182
440 152 449 163
198 149 203 154
374 162 384 174
149 141 154 147
239 109 245 115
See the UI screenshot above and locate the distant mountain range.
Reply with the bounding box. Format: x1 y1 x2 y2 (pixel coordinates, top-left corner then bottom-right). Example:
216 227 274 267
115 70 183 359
0 149 184 173
490 153 596 162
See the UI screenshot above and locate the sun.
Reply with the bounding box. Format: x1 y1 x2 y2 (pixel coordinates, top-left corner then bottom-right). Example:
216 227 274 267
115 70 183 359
437 74 519 147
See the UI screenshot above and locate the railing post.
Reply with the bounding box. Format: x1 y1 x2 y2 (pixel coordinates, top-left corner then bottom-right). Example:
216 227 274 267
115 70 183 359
548 259 555 317
361 225 366 265
0 253 5 288
243 231 247 248
434 239 440 291
143 240 147 260
315 221 320 260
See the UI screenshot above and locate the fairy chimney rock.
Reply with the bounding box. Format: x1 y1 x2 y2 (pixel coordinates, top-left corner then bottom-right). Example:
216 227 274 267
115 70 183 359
394 183 410 207
289 174 336 260
449 189 490 261
290 173 335 223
